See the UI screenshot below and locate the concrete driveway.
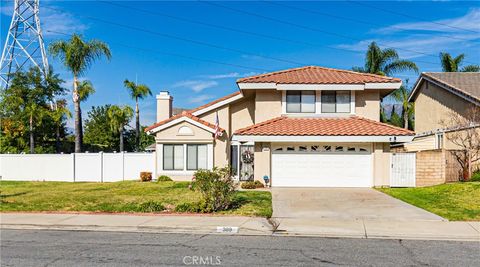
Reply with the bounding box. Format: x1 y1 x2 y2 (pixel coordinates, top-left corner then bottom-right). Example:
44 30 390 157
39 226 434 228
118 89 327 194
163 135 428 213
272 188 444 221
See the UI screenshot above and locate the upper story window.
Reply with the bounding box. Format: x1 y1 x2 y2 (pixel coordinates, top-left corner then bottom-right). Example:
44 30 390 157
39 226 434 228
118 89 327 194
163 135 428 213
286 90 315 113
321 91 351 113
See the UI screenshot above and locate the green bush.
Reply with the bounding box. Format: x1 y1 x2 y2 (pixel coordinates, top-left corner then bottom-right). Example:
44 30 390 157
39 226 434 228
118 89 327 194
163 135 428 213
471 170 480 182
241 180 264 189
136 201 164 212
140 172 152 182
157 175 173 182
191 167 236 212
174 201 205 213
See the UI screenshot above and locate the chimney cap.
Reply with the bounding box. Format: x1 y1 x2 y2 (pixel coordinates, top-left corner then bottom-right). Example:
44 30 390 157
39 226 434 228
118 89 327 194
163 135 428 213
157 91 172 100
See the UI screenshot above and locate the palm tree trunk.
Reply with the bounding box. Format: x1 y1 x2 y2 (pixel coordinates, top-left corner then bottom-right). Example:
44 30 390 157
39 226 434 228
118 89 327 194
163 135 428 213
135 98 139 151
55 123 61 153
29 114 34 154
73 75 83 153
403 110 409 129
119 128 124 152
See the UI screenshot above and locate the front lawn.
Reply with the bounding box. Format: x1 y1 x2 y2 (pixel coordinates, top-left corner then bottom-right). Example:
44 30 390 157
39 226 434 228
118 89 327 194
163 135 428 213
378 182 480 221
0 181 272 217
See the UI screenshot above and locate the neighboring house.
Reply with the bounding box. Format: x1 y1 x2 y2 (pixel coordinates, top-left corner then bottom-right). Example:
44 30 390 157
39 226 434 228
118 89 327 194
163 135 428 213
146 66 414 187
403 72 480 151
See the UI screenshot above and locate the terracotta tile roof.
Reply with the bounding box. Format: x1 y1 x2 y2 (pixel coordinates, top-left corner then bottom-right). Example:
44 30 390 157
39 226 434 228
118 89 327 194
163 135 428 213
234 116 414 136
422 72 480 101
237 66 401 84
145 111 224 133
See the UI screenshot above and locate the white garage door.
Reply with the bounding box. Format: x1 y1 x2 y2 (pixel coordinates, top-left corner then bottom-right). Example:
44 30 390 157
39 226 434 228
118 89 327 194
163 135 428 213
271 144 372 187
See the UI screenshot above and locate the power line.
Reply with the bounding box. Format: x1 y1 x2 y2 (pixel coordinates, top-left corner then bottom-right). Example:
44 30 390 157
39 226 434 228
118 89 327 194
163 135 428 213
199 0 475 65
348 0 480 34
98 0 365 56
42 6 306 67
46 30 272 72
264 0 478 43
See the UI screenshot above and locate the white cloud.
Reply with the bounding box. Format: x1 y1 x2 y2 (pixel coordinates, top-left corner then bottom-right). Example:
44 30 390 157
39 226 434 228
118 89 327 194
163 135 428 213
199 72 258 79
188 94 214 104
375 8 480 34
173 80 218 92
338 9 480 60
0 2 87 37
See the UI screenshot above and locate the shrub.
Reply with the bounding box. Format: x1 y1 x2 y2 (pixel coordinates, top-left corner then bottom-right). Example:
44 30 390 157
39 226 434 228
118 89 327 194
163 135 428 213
137 201 164 212
174 201 205 213
471 170 480 182
140 172 152 182
241 180 264 189
191 167 236 212
157 175 173 182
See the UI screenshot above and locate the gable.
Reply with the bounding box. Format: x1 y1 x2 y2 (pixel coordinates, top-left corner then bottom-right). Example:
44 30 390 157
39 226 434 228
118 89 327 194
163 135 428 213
155 121 213 141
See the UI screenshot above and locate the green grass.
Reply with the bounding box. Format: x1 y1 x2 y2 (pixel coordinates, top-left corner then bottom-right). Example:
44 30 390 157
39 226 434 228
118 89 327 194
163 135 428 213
0 181 272 217
378 182 480 221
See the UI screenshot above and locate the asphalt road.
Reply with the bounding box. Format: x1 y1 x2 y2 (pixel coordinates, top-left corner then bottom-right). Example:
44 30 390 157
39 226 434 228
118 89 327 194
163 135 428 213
1 229 479 266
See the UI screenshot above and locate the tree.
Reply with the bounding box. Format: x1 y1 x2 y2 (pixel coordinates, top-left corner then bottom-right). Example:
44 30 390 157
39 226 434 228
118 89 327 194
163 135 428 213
50 99 71 153
123 79 152 151
84 105 116 151
352 42 418 76
0 68 66 153
439 52 480 72
107 105 133 152
440 107 480 181
389 105 403 128
49 34 111 152
389 80 414 129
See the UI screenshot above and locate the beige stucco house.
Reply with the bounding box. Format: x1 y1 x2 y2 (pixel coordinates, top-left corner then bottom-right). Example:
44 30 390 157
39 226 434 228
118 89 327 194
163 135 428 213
146 66 414 187
403 72 480 151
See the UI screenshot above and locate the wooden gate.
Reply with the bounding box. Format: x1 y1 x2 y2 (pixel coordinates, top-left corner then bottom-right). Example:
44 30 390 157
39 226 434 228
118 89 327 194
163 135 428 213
390 153 416 187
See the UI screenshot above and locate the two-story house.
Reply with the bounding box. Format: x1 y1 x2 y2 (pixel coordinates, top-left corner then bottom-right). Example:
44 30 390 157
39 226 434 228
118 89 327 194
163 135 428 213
146 66 414 187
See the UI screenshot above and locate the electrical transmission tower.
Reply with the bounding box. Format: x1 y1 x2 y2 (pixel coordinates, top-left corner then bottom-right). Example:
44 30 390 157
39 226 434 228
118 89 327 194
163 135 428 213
0 0 49 88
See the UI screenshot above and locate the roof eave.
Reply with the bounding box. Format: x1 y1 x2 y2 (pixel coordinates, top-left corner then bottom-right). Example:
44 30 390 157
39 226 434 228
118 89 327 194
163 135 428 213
232 134 414 143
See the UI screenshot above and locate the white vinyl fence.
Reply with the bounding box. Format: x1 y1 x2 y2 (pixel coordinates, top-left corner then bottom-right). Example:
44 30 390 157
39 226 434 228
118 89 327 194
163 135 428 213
0 152 155 182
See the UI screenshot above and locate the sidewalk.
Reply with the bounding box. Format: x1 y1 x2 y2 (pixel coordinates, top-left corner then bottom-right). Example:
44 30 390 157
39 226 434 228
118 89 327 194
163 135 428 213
1 213 479 241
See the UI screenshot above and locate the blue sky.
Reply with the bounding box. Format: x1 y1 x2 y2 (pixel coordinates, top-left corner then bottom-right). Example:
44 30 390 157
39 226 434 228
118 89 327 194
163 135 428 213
1 1 479 129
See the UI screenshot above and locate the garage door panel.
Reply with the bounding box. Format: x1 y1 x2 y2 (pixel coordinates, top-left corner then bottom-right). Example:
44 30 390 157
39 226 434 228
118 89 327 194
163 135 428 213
271 153 372 187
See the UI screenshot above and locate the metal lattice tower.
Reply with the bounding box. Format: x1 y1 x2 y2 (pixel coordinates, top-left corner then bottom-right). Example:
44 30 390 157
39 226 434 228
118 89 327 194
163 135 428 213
0 0 49 88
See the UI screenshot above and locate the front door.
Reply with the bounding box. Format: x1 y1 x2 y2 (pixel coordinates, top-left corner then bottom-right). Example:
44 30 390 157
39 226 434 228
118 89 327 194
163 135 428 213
230 144 254 181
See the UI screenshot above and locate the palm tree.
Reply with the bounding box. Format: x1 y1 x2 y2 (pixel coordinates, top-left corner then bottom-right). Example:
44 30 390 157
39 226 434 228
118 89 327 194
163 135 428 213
124 79 152 151
49 34 111 152
390 83 414 129
50 99 72 153
107 105 133 152
440 52 480 72
352 42 418 76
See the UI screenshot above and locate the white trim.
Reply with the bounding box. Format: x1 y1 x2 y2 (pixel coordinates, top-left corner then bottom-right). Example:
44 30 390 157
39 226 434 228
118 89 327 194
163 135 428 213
232 135 414 143
238 82 401 91
364 82 401 89
237 82 276 89
350 90 356 115
192 93 244 116
277 84 365 91
147 116 216 135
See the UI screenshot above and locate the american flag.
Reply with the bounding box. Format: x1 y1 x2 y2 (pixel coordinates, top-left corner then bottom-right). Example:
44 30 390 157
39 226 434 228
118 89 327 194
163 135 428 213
214 111 223 139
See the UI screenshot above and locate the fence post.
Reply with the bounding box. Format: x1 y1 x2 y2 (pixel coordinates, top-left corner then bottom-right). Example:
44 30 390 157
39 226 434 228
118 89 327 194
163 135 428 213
100 151 104 183
122 151 125 181
72 153 76 182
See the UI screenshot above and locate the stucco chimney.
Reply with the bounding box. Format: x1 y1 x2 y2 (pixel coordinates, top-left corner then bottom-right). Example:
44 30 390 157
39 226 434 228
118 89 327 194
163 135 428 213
156 91 172 122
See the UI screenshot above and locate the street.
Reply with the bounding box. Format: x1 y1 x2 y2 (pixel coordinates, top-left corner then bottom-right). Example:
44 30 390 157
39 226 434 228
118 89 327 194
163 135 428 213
0 229 478 266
